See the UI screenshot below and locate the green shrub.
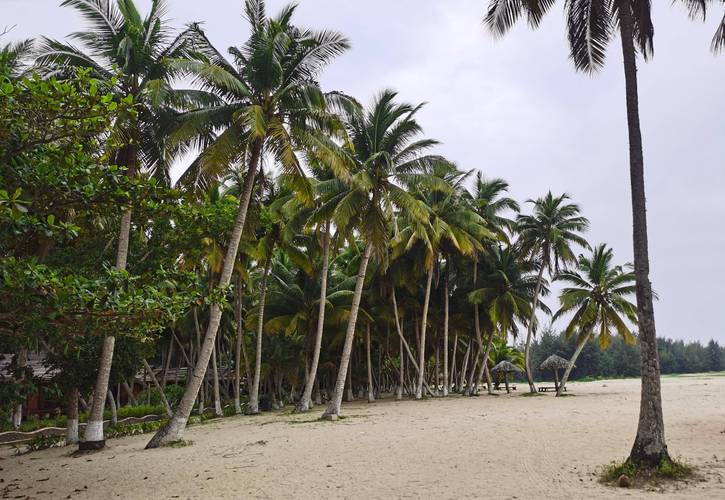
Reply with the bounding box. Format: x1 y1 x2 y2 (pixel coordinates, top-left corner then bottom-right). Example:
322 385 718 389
22 434 65 453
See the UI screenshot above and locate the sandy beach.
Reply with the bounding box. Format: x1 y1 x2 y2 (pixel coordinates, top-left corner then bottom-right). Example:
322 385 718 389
2 375 724 499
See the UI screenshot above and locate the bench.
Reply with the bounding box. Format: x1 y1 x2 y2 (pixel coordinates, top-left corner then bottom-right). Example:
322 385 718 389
538 386 566 392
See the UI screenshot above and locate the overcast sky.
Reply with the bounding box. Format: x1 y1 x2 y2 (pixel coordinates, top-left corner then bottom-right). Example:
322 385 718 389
5 1 725 343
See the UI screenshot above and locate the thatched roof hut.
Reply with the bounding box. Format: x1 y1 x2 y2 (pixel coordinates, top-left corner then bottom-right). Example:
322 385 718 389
491 360 523 373
539 355 571 371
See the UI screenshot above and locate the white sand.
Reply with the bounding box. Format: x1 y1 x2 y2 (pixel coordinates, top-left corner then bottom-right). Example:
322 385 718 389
2 375 724 499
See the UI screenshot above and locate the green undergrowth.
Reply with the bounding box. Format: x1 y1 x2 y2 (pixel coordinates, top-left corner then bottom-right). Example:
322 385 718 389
601 457 694 487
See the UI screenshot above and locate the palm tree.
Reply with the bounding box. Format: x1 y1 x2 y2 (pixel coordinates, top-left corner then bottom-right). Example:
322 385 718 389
394 162 491 398
469 244 550 394
0 38 33 78
36 0 202 448
682 2 725 52
484 0 671 467
516 192 589 394
553 244 638 395
470 174 520 392
321 90 440 419
146 0 348 447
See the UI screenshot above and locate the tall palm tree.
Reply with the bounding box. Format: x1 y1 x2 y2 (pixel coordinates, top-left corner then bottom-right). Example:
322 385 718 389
321 90 440 419
484 0 672 466
553 244 638 395
35 0 202 449
394 162 491 398
516 192 589 394
470 174 520 392
146 0 348 447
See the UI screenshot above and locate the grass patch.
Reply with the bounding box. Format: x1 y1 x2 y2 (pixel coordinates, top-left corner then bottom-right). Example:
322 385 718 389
161 439 193 448
521 392 544 397
600 457 694 488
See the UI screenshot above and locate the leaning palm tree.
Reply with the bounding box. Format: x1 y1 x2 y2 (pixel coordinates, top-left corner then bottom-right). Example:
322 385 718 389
146 0 348 447
321 90 440 419
516 192 589 394
484 0 674 467
553 244 638 395
35 0 202 449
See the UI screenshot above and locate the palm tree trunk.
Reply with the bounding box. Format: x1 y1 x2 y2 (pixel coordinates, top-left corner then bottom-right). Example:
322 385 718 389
397 334 404 400
66 387 79 445
194 306 222 417
322 242 373 419
450 332 458 392
366 322 375 402
524 263 545 393
443 263 450 396
82 146 136 449
233 274 245 414
415 264 435 399
142 359 172 417
459 342 471 393
211 342 223 417
391 289 435 396
107 389 117 426
556 331 591 396
81 335 114 448
160 337 173 388
619 5 670 467
482 332 496 395
248 257 272 414
298 225 331 412
146 140 261 448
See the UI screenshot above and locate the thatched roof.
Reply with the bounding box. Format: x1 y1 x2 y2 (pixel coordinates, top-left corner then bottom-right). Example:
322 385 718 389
491 360 523 373
539 354 571 371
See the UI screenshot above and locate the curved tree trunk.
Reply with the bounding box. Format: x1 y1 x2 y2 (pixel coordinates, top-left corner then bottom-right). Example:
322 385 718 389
415 264 435 399
248 257 272 414
298 226 331 412
524 264 546 393
556 331 591 396
65 387 79 445
618 5 670 467
366 322 375 402
146 141 261 448
322 242 373 419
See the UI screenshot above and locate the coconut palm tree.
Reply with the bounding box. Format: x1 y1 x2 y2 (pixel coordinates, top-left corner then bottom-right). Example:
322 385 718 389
516 192 589 394
35 0 204 448
553 244 638 395
469 174 520 392
320 90 441 419
469 244 550 394
0 38 33 78
681 1 725 52
484 0 672 467
394 162 491 397
146 0 348 447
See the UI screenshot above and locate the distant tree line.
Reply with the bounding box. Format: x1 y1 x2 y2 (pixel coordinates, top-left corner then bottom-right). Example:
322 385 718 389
528 329 724 381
